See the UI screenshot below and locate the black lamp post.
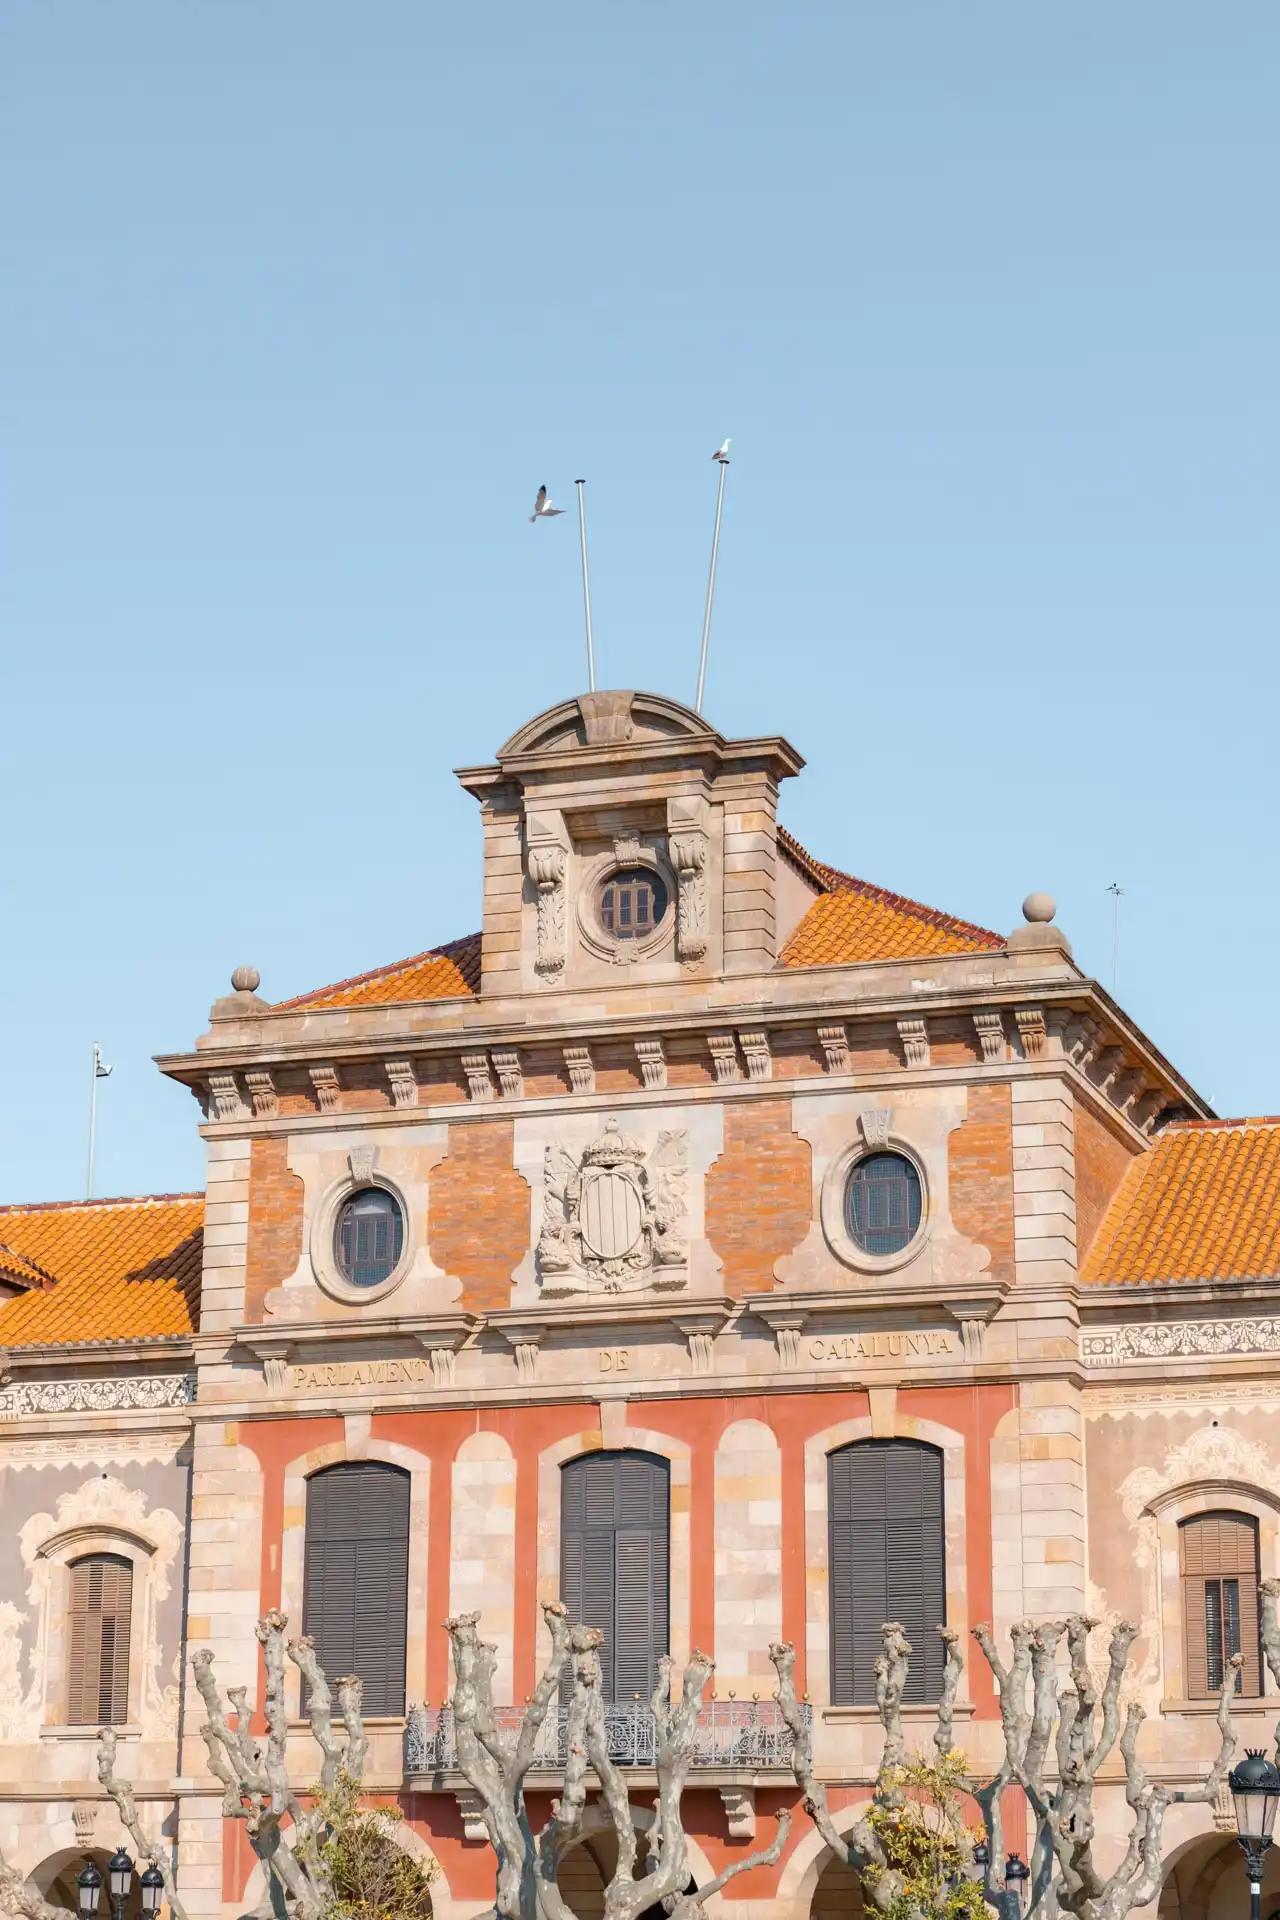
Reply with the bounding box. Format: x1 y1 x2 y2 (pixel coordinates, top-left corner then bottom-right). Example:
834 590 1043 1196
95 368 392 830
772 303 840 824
77 1860 102 1920
1005 1853 1031 1911
139 1865 165 1918
107 1848 134 1920
971 1839 990 1882
1231 1751 1280 1920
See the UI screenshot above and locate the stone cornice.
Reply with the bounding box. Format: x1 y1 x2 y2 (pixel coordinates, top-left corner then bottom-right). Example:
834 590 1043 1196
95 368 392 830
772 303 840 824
0 1337 194 1376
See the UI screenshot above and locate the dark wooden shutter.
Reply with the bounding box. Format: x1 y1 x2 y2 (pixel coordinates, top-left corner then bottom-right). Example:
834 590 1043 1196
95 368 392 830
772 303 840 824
561 1451 669 1701
303 1464 409 1716
1180 1512 1260 1698
828 1441 945 1705
67 1554 133 1725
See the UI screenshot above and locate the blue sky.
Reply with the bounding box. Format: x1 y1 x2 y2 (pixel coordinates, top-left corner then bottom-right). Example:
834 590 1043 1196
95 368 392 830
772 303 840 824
3 2 1277 1204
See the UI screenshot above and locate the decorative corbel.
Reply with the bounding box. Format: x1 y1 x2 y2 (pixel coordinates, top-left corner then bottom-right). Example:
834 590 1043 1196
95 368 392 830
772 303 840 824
860 1106 892 1150
1014 1007 1048 1060
563 1045 595 1094
738 1030 772 1082
244 1069 278 1119
707 1033 741 1083
897 1017 930 1069
528 840 568 980
973 1011 1006 1064
492 1049 523 1099
499 1324 545 1385
309 1063 340 1114
1092 1045 1126 1096
455 1789 489 1844
1132 1088 1168 1135
635 1037 667 1090
1113 1068 1145 1117
348 1145 377 1187
755 1305 808 1370
674 1311 726 1377
207 1072 248 1122
262 1355 291 1393
385 1059 419 1110
817 1023 849 1074
461 1052 495 1103
718 1785 757 1841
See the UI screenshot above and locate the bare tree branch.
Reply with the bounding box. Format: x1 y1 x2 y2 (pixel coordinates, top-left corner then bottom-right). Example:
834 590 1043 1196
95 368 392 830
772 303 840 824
97 1727 191 1920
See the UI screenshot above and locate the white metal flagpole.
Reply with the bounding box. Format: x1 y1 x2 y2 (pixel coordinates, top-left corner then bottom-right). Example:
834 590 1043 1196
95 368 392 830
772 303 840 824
574 479 596 692
86 1043 113 1199
695 445 731 714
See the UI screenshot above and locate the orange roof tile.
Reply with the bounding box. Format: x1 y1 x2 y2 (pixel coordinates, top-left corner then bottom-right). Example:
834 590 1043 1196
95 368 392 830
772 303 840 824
780 874 1003 968
0 1194 203 1347
278 932 481 1011
1081 1119 1280 1286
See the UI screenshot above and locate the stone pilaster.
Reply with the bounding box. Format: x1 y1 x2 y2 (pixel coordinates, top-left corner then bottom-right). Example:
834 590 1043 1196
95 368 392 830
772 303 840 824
197 1139 251 1331
1011 1074 1077 1286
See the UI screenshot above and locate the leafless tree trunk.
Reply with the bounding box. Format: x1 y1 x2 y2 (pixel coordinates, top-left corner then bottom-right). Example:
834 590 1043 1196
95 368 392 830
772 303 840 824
96 1727 191 1920
191 1608 368 1920
445 1605 792 1920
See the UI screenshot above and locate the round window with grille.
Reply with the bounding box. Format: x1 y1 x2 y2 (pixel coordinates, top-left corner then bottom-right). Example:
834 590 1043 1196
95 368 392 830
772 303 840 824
598 867 668 942
334 1188 405 1289
844 1152 923 1258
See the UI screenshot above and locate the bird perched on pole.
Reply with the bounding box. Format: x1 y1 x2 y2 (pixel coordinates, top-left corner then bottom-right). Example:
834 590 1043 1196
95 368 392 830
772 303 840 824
529 485 565 522
711 439 731 462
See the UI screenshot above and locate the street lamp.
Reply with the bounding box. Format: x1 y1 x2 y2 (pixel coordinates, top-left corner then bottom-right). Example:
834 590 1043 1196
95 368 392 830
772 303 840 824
77 1860 102 1920
1004 1853 1031 1911
1231 1750 1280 1920
139 1866 165 1918
107 1848 134 1920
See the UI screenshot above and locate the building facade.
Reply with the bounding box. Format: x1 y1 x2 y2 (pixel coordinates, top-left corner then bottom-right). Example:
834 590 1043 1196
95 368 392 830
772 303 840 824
2 689 1279 1920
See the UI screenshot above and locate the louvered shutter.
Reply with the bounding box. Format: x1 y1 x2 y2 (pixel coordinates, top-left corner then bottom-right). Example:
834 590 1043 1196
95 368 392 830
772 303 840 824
828 1442 945 1705
1180 1512 1260 1699
303 1464 409 1716
67 1554 133 1726
560 1452 669 1702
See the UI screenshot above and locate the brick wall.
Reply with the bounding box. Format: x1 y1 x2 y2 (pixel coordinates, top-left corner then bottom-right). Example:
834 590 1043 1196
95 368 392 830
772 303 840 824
428 1119 530 1312
948 1082 1015 1285
243 1136 304 1323
1074 1097 1143 1261
705 1098 812 1290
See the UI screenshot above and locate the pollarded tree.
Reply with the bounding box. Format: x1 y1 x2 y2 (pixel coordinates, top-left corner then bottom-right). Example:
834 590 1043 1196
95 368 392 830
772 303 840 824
444 1604 793 1920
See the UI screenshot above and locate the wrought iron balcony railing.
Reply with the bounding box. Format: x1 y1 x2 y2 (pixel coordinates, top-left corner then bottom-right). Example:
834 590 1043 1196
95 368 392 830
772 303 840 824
404 1698 807 1776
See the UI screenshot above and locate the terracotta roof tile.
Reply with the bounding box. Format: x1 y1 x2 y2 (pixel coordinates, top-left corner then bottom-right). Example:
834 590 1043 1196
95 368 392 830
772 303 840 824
779 872 1003 968
1081 1119 1280 1286
0 1194 203 1347
277 933 481 1011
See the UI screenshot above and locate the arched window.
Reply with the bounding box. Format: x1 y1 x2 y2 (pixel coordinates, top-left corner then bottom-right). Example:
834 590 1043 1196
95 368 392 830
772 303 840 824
827 1440 945 1704
1180 1511 1261 1697
303 1463 410 1715
560 1450 669 1701
67 1553 133 1726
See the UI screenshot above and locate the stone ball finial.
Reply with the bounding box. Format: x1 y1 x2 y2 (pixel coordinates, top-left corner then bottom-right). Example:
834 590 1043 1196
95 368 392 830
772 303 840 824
231 965 261 993
1021 892 1056 925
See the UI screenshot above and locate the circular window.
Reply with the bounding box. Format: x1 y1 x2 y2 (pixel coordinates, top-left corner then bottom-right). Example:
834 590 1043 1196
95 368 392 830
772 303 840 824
334 1188 405 1289
599 867 668 941
845 1152 923 1257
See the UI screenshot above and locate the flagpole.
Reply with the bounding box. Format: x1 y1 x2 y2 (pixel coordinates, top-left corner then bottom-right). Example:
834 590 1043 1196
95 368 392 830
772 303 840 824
574 479 596 692
695 451 730 714
87 1044 101 1200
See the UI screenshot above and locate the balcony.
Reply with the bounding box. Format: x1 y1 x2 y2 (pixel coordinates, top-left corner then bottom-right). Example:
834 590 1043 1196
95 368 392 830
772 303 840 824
404 1696 806 1778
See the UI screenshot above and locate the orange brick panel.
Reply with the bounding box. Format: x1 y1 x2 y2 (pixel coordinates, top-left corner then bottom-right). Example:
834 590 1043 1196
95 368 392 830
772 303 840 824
948 1083 1015 1287
244 1138 304 1324
428 1120 531 1313
1074 1100 1143 1264
705 1099 812 1291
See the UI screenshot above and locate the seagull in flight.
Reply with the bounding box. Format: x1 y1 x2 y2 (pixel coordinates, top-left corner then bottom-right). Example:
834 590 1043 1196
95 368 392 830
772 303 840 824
711 439 731 462
530 485 565 523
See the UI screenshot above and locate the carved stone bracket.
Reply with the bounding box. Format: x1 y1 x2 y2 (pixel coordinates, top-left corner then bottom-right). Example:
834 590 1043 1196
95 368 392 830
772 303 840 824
309 1064 340 1114
718 1784 756 1840
1015 1007 1048 1060
262 1355 291 1393
385 1059 419 1110
817 1023 849 1074
943 1298 1000 1364
492 1049 523 1099
564 1046 595 1095
207 1072 247 1122
499 1325 545 1385
461 1052 495 1103
897 1017 930 1069
1092 1045 1126 1096
528 840 568 980
860 1106 892 1150
635 1037 667 1090
739 1030 772 1082
755 1306 808 1370
670 829 709 963
675 1312 726 1376
455 1788 489 1844
973 1011 1005 1064
245 1069 278 1119
72 1805 98 1846
1132 1088 1168 1135
348 1145 377 1187
707 1033 741 1083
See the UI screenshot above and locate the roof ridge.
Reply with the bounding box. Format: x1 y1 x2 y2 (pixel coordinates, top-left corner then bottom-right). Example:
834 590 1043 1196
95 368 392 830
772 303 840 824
276 931 481 1010
0 1191 203 1216
1163 1116 1280 1131
777 824 1002 948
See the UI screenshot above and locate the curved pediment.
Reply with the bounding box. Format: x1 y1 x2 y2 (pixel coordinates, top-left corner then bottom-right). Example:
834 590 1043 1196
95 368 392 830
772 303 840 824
498 690 717 760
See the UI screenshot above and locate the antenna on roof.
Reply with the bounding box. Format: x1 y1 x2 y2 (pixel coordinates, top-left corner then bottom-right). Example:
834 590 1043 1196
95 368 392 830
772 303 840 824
695 440 731 714
574 480 596 692
1106 881 1124 993
86 1042 113 1199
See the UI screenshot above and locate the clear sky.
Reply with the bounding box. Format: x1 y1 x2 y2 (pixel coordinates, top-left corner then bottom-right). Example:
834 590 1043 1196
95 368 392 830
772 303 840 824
3 2 1277 1204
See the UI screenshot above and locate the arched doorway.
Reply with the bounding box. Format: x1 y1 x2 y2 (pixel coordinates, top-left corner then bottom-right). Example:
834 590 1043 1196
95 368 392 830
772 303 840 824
30 1849 144 1919
1160 1834 1280 1920
812 1848 866 1920
557 1829 696 1920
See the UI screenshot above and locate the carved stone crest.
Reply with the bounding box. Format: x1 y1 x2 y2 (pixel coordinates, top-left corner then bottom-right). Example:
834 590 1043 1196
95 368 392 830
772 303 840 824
536 1118 688 1295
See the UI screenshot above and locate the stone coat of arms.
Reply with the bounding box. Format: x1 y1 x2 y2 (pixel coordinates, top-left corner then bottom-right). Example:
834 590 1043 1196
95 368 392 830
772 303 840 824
537 1118 688 1294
